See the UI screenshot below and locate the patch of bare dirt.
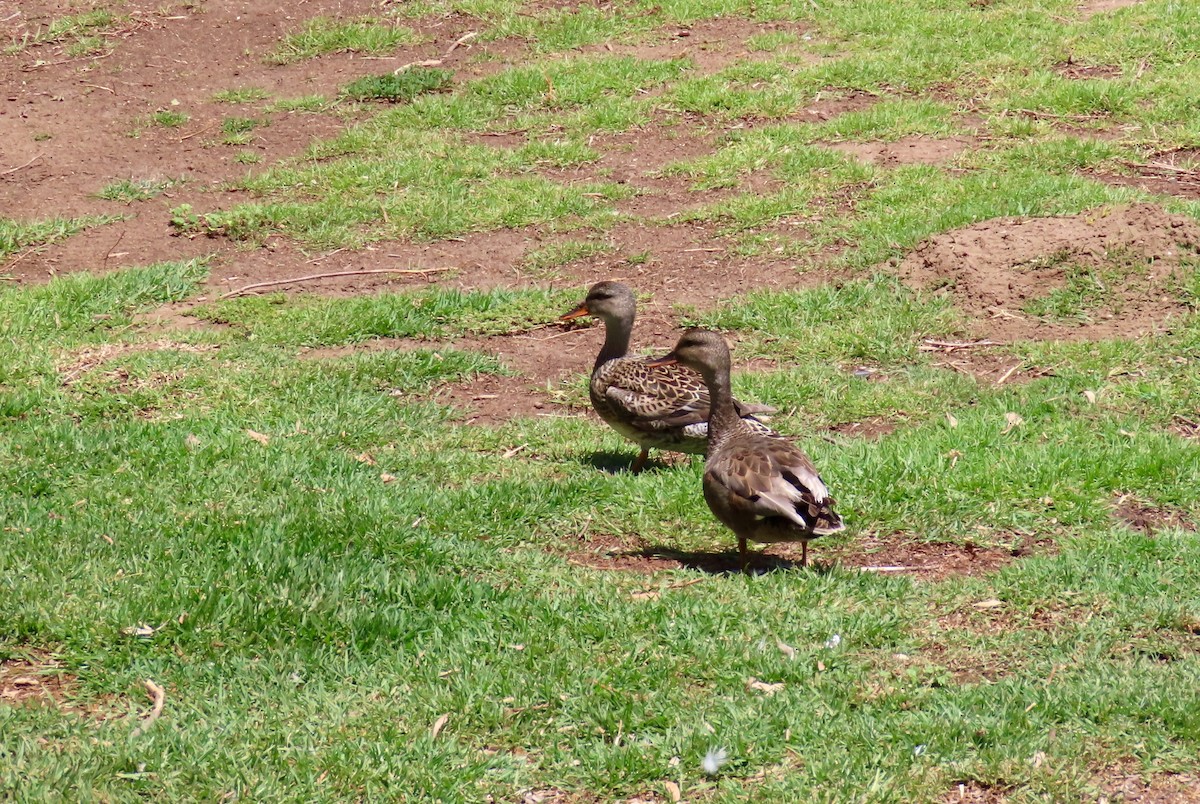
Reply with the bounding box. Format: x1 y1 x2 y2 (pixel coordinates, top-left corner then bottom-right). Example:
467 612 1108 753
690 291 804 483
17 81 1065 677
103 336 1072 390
557 529 1052 578
1112 493 1196 535
431 370 564 425
927 349 1052 386
1169 414 1200 441
1076 0 1145 20
827 417 897 440
56 339 218 385
1 0 395 280
197 217 821 312
1097 768 1200 803
824 135 976 167
899 204 1200 341
1055 61 1123 80
0 651 114 716
1 653 74 706
826 531 1053 581
1090 158 1200 202
941 781 1011 803
578 18 817 77
787 90 879 123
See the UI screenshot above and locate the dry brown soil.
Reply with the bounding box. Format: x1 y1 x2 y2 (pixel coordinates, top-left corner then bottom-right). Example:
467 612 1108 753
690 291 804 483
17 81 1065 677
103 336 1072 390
900 204 1200 341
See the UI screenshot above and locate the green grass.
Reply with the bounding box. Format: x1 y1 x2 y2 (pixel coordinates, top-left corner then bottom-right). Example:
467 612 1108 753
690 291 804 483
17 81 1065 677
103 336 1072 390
341 68 454 103
5 266 1200 801
0 215 122 262
4 9 119 55
267 16 421 65
520 239 615 277
266 95 330 113
219 116 265 146
212 87 271 104
96 177 181 203
9 0 1200 800
146 109 189 128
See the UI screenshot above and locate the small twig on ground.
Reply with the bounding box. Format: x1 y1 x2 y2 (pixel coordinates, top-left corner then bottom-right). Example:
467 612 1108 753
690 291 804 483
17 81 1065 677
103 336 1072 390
81 83 114 94
1010 108 1097 123
130 679 165 738
995 362 1022 386
1 153 44 176
919 338 1004 351
103 230 126 268
534 326 595 341
305 248 345 265
21 51 113 71
219 267 455 299
394 31 477 75
860 566 916 573
178 122 216 142
3 247 40 270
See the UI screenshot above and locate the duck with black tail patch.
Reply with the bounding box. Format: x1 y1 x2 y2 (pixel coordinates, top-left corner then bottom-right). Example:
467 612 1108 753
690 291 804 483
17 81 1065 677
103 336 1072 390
647 328 844 572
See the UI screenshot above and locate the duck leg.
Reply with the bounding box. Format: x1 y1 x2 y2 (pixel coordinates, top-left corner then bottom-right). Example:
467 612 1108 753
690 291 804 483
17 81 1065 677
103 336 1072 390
630 447 649 474
801 540 808 568
739 536 748 575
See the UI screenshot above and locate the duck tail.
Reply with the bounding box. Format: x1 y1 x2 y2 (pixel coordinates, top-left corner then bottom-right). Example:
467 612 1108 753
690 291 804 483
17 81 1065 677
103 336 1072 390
810 503 845 536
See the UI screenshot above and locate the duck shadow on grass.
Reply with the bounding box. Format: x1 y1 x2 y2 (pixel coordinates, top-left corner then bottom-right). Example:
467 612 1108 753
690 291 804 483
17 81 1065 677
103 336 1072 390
580 451 699 475
633 545 838 576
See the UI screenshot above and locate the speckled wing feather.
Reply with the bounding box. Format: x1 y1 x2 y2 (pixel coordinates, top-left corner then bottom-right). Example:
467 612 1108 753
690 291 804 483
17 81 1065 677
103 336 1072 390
706 435 843 535
596 357 713 430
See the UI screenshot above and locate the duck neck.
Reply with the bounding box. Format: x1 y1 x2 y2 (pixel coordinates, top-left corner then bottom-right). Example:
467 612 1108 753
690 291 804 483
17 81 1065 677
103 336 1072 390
704 364 741 444
594 314 633 370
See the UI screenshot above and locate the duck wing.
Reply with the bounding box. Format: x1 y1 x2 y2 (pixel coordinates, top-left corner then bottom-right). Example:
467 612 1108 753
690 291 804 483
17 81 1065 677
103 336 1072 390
600 358 713 429
599 358 775 429
707 436 843 535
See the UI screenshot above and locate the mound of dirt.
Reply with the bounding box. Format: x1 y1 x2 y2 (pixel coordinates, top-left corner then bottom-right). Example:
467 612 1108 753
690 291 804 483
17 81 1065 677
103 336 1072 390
899 204 1200 340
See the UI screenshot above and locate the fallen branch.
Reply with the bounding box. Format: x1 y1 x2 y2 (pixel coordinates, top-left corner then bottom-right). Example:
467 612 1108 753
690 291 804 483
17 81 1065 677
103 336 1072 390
178 122 216 142
920 338 1003 351
1 152 44 176
219 267 454 299
131 679 165 737
994 362 1022 386
1119 159 1198 176
394 31 477 75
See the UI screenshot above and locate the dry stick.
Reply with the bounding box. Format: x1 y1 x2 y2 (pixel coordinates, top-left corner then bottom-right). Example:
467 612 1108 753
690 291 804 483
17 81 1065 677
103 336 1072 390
21 51 113 71
131 679 165 738
178 122 216 142
4 247 41 271
1 152 44 176
394 31 478 75
1145 162 1200 175
103 230 126 268
305 248 346 265
995 362 1022 387
219 267 454 299
920 338 1004 351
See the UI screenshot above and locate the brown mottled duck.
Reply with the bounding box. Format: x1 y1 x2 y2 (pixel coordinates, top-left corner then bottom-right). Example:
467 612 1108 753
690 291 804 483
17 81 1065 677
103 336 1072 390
647 328 844 571
560 281 774 473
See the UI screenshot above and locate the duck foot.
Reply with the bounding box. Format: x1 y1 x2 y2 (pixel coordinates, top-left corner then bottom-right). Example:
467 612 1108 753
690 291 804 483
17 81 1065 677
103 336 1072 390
630 448 649 474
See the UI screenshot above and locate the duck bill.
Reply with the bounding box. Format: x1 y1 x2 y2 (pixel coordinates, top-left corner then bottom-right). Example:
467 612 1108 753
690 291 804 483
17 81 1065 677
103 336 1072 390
558 303 590 322
645 352 679 368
